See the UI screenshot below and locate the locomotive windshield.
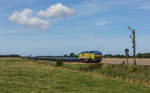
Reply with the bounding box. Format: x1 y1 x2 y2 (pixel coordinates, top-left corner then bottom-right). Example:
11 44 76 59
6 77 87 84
93 51 102 55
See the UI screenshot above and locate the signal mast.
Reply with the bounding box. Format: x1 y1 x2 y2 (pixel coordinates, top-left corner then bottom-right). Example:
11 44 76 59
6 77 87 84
128 26 136 65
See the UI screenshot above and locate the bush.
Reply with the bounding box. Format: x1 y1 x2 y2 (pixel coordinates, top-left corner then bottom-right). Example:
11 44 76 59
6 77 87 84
88 63 103 71
56 60 63 66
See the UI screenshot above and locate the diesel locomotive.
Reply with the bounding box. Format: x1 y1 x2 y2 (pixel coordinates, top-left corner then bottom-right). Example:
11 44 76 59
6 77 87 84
79 51 103 63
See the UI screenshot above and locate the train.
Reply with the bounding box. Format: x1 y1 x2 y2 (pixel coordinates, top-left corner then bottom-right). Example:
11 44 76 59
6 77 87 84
79 51 103 63
26 51 103 63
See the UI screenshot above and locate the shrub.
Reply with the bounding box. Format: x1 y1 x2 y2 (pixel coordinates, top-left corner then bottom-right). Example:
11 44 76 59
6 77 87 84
88 63 103 71
56 60 63 66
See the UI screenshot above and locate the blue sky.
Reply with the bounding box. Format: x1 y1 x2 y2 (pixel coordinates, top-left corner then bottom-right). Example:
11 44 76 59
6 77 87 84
0 0 150 56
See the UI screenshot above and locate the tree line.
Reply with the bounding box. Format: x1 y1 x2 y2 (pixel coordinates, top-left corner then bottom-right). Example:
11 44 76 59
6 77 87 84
104 53 150 58
64 52 150 58
0 54 21 57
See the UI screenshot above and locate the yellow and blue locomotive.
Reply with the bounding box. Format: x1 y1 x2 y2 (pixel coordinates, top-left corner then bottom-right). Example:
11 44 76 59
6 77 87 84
79 51 103 63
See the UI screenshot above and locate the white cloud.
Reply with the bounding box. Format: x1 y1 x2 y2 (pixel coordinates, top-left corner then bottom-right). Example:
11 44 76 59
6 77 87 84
96 20 109 26
38 3 75 18
9 9 50 30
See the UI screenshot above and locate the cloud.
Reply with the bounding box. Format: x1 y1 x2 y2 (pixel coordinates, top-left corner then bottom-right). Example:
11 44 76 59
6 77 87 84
96 20 109 26
38 3 75 18
9 9 50 30
9 3 76 30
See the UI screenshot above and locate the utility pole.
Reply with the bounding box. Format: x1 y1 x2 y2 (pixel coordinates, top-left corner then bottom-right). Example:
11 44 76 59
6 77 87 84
128 26 136 65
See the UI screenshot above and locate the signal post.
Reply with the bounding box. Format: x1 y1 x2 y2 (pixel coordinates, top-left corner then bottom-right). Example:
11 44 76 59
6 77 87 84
128 26 136 65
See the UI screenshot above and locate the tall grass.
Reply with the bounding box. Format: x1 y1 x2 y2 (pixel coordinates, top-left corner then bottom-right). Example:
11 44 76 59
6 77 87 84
42 61 150 86
1 61 150 93
32 59 150 86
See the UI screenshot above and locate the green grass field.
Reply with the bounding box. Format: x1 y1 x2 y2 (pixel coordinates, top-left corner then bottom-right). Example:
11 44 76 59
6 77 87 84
0 58 150 93
43 60 150 85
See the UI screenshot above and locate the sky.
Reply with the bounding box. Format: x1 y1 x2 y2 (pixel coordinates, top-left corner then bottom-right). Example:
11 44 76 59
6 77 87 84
0 0 150 56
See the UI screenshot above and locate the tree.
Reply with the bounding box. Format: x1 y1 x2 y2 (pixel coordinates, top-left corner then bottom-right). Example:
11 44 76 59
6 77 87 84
143 53 150 58
70 53 75 57
104 54 112 58
64 54 67 57
137 53 143 58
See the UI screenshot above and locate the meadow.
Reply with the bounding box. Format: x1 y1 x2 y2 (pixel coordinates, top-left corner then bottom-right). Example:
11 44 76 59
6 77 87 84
0 58 150 93
38 59 150 86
